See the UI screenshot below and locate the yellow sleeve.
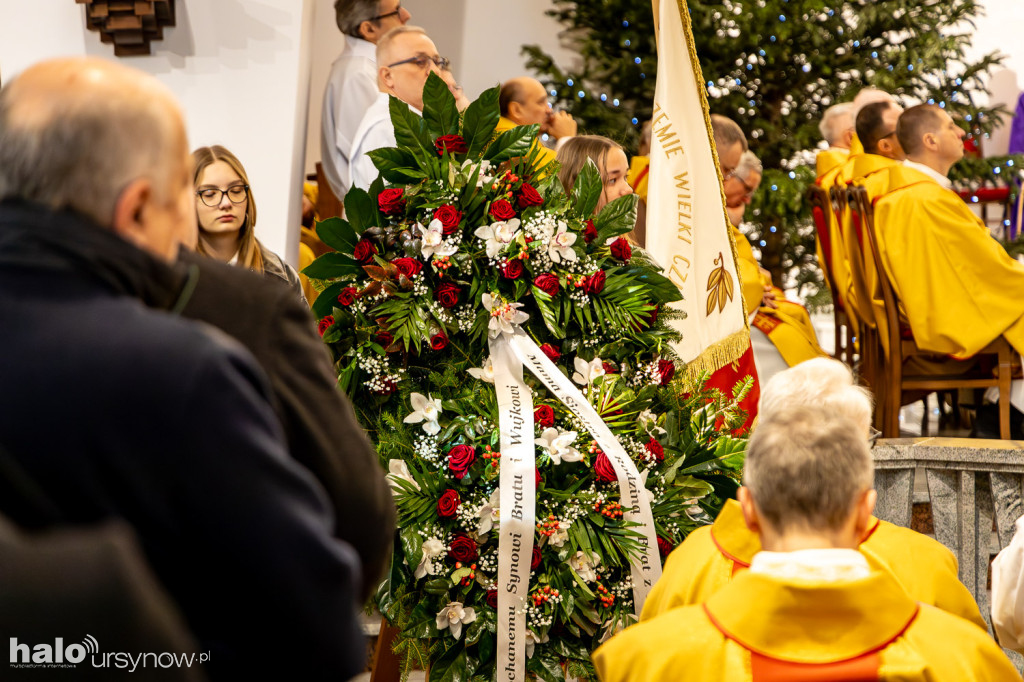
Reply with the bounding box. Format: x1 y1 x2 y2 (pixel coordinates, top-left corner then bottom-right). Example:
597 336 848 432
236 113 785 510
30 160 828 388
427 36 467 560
730 225 763 317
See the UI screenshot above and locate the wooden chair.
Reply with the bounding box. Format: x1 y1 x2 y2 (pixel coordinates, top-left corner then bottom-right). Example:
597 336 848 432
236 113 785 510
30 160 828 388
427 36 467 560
807 185 853 364
838 183 880 398
853 185 1014 438
315 162 345 221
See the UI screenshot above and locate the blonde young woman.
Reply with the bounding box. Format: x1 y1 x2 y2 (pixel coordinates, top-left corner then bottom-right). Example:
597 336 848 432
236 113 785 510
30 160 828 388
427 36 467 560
555 135 634 213
192 145 303 297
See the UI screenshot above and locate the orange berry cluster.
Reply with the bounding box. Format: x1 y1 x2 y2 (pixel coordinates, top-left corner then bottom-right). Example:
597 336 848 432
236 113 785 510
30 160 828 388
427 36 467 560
531 585 560 607
432 255 453 271
537 514 561 537
594 500 623 520
482 445 501 469
596 583 616 608
566 273 588 290
587 441 604 456
454 561 478 586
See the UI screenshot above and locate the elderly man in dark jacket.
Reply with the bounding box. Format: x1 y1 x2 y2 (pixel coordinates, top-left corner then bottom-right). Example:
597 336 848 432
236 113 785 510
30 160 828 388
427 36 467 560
0 58 365 680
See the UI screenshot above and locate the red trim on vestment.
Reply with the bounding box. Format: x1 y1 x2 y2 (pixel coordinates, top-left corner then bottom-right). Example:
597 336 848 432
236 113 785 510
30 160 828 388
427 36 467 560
631 165 649 190
860 519 881 543
709 526 751 572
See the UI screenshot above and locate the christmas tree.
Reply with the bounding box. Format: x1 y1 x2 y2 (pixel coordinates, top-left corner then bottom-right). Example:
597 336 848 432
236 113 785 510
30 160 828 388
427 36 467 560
524 0 1012 305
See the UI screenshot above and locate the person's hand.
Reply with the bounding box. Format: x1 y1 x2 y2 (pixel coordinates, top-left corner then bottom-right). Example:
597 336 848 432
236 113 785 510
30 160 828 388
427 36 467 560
543 110 578 139
761 285 778 310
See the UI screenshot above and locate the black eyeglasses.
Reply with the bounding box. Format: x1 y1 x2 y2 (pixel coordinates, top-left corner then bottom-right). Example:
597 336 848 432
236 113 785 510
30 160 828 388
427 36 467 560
369 3 403 22
196 185 248 207
387 54 451 71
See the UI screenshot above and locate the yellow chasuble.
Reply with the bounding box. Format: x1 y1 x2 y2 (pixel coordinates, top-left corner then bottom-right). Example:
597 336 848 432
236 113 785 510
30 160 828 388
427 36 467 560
875 164 1024 358
731 225 825 367
850 132 865 156
641 499 986 630
626 155 650 201
815 147 849 178
841 154 901 329
494 115 556 175
597 569 1020 682
814 160 857 336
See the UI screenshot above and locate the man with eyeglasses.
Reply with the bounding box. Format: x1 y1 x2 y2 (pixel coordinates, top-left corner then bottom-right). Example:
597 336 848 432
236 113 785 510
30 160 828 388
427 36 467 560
321 0 412 201
349 25 466 191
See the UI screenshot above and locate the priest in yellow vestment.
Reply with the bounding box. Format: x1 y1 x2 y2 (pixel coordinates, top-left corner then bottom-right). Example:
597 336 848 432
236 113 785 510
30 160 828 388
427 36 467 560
815 102 854 177
641 357 985 629
496 77 577 174
595 406 1017 681
875 104 1024 358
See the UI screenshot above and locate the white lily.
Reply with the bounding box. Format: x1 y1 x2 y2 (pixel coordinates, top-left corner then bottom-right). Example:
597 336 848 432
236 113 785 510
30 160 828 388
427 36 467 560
462 159 494 188
403 392 443 434
476 488 501 537
569 550 600 582
548 519 571 548
572 356 606 386
467 356 495 383
473 218 521 258
525 629 549 658
386 459 421 492
436 601 476 640
481 293 530 337
535 427 582 465
548 225 578 263
420 219 458 260
414 537 447 579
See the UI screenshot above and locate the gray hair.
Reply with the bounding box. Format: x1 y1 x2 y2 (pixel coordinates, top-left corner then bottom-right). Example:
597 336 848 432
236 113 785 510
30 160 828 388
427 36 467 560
334 0 383 38
818 102 853 145
759 357 873 435
734 150 762 182
744 408 874 533
0 73 177 228
376 25 428 66
710 114 748 153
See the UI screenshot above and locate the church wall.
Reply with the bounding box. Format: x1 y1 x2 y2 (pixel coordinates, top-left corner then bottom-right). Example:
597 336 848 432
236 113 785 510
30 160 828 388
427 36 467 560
0 0 314 264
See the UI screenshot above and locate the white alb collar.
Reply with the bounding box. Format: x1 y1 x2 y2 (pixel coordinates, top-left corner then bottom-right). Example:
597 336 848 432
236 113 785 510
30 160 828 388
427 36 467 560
903 159 953 190
750 548 871 583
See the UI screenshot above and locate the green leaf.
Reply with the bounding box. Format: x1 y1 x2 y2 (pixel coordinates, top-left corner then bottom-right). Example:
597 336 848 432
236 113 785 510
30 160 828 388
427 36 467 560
594 193 638 242
311 281 347 318
462 86 501 156
301 252 361 279
483 124 538 164
400 526 424 569
344 187 375 234
430 644 468 682
617 265 684 304
406 601 439 639
314 216 358 254
389 94 432 156
422 71 460 138
571 159 602 218
424 578 450 596
368 147 428 184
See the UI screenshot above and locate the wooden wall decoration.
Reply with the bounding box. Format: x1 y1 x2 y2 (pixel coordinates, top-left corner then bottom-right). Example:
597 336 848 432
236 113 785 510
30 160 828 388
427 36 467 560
76 0 176 57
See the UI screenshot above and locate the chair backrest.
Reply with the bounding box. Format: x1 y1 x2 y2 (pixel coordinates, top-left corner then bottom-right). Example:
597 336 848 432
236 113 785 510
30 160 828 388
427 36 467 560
807 185 843 311
852 185 901 361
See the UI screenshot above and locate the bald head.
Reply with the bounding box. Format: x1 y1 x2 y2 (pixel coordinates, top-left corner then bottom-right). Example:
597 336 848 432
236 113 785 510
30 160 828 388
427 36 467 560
500 77 550 126
710 114 747 177
0 58 194 260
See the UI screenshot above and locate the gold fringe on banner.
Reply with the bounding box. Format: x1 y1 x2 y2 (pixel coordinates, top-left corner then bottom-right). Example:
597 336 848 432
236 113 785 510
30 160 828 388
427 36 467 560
682 328 751 382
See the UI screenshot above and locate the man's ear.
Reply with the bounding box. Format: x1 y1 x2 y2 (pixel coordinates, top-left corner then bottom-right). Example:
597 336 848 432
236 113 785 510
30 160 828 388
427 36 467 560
507 100 524 123
110 178 152 249
922 131 939 152
737 486 761 533
379 66 393 93
358 21 376 42
854 488 877 538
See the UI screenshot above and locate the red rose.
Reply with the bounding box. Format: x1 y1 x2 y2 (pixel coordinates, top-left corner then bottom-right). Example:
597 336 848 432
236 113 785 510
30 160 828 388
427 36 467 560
435 282 461 308
531 546 542 570
657 537 674 558
375 329 394 348
602 361 618 375
658 359 676 386
517 183 544 208
435 134 468 156
392 257 422 279
437 489 460 518
539 343 560 363
610 237 632 262
353 239 377 264
647 306 660 327
486 590 499 609
584 270 606 295
336 287 358 306
645 437 665 463
448 534 479 562
535 467 542 488
377 188 405 216
447 444 476 479
583 219 598 243
431 332 449 351
594 451 617 483
534 405 555 428
317 316 334 337
533 273 559 296
489 199 516 221
434 204 463 235
502 259 524 279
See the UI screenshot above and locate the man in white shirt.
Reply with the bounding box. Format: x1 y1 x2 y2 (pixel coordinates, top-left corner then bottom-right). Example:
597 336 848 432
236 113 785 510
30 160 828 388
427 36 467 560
349 26 464 191
320 0 411 201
